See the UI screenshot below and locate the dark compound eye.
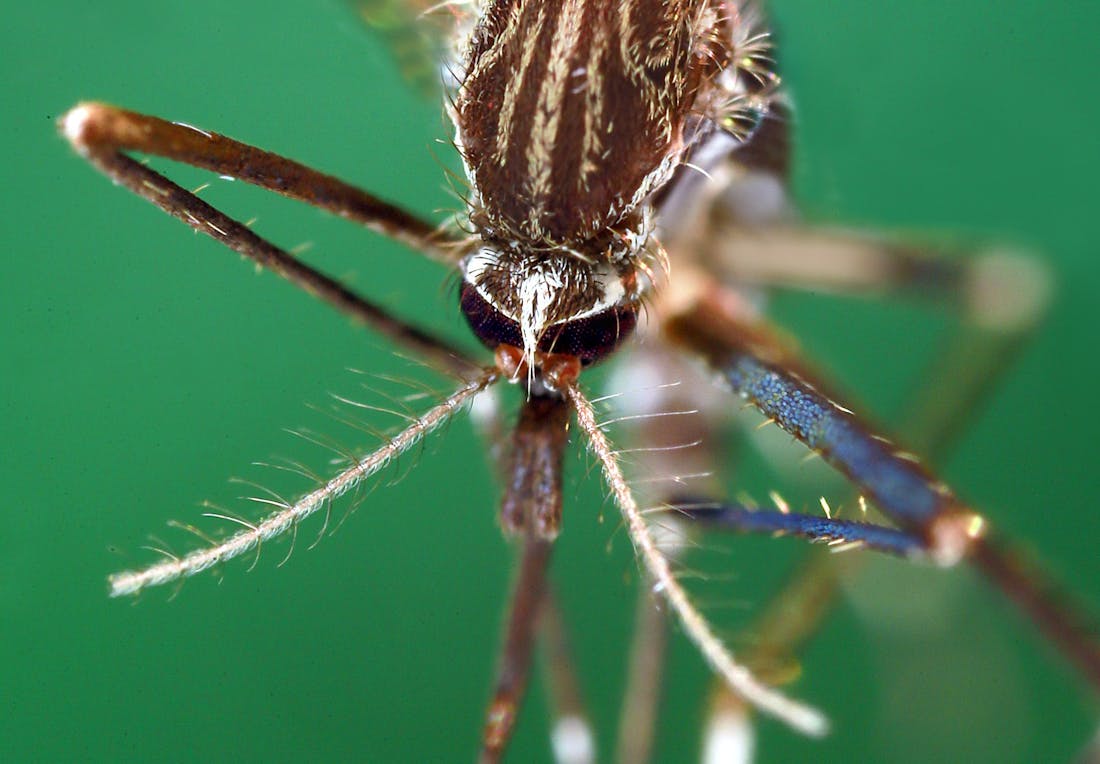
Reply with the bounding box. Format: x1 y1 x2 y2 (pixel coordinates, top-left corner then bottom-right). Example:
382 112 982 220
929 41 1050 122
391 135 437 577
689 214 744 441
459 282 637 366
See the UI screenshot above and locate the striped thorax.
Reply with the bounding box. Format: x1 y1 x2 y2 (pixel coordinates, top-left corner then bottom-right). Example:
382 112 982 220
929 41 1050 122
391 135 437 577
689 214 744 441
453 0 766 380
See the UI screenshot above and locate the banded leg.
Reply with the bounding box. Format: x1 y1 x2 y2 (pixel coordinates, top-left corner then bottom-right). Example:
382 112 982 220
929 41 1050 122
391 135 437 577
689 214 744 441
665 291 1100 689
60 102 478 376
481 395 570 763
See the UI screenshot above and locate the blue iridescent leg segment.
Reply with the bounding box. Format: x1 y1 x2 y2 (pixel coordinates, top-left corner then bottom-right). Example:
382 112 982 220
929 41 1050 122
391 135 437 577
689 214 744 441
670 499 924 558
667 296 1100 689
720 354 960 532
665 298 975 558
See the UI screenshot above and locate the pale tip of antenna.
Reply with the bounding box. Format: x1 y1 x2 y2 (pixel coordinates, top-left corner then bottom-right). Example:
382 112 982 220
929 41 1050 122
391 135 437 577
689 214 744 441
107 572 138 598
794 707 830 738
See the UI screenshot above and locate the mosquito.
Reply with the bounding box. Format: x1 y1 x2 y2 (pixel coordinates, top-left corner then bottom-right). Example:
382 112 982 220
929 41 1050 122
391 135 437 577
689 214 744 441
61 1 1098 761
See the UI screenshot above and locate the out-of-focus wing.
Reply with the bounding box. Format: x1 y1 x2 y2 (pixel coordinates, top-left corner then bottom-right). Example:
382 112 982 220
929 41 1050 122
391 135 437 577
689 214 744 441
349 0 467 95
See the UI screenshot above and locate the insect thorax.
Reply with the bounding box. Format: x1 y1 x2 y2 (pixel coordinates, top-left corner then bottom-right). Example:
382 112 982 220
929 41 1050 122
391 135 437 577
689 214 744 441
452 1 750 374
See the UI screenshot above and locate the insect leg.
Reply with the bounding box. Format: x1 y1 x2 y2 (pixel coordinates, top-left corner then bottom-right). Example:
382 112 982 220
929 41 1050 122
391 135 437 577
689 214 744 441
61 102 454 258
482 531 554 764
670 498 923 557
539 586 595 764
686 227 1053 747
703 222 1050 444
701 220 1048 323
665 293 1100 690
616 582 670 764
60 102 479 377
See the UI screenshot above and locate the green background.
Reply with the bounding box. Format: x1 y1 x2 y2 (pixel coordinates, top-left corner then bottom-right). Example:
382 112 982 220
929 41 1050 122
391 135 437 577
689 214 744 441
4 1 1098 762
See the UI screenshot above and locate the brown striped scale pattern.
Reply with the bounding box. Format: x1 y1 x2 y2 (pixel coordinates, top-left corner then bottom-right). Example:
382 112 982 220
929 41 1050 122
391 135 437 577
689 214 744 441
452 1 760 374
455 0 736 245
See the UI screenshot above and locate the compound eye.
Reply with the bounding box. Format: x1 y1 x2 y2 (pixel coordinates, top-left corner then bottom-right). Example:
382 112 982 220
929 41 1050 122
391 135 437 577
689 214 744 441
459 282 637 366
542 299 638 365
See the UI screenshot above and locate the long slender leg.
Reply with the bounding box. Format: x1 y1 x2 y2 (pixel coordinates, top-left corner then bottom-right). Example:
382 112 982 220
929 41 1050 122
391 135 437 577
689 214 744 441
724 270 1047 684
482 531 554 764
671 498 924 557
701 220 1047 313
539 587 595 764
481 394 570 763
616 583 670 764
61 103 479 377
61 102 455 258
688 242 1051 754
700 222 1052 451
668 291 982 550
664 292 1100 689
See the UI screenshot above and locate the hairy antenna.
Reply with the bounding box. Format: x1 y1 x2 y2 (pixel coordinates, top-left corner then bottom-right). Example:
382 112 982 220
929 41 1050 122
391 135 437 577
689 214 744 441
564 381 828 738
109 370 499 597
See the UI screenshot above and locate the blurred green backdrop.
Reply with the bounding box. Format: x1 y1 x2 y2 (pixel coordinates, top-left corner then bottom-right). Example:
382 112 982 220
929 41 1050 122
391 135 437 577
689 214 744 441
4 1 1098 762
